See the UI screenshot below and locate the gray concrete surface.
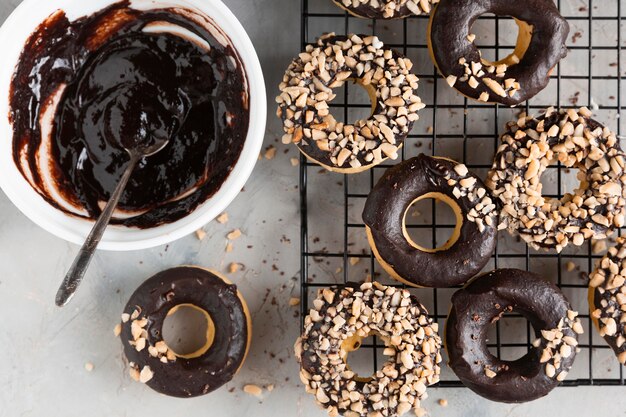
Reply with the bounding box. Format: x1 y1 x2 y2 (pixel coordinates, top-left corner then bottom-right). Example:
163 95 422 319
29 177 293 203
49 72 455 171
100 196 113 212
0 0 625 416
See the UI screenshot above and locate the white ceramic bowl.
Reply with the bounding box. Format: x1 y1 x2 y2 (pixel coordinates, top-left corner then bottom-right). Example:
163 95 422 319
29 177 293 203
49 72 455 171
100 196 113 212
0 0 266 251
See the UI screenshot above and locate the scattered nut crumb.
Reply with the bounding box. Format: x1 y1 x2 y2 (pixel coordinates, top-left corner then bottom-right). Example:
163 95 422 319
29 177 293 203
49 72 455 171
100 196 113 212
217 212 229 224
227 229 242 240
121 313 130 323
113 323 122 337
290 158 299 166
592 239 607 254
349 257 360 266
229 263 240 273
438 398 448 407
226 243 234 253
266 384 275 392
84 362 94 372
565 261 576 272
414 407 427 417
265 146 276 160
195 229 207 240
289 297 301 306
243 384 263 398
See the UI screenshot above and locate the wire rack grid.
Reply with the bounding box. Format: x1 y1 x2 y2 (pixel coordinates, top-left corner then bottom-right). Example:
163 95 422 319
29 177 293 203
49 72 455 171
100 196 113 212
299 0 626 387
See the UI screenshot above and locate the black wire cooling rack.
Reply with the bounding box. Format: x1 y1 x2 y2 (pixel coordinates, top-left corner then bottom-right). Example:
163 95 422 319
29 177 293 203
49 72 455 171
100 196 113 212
299 0 625 387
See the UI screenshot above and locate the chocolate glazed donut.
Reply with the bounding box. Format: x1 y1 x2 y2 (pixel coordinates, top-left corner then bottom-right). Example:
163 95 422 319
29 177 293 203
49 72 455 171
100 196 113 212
428 0 569 106
363 154 497 288
120 266 251 397
446 269 583 403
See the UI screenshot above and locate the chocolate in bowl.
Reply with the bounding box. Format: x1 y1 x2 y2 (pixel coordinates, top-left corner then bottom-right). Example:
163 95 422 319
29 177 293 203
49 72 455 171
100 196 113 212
9 0 250 229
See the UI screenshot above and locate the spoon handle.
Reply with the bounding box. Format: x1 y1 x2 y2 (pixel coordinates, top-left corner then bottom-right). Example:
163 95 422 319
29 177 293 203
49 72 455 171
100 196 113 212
55 154 141 307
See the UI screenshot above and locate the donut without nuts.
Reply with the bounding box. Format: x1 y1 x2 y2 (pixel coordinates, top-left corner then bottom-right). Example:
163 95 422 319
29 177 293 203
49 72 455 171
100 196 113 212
295 282 442 417
427 0 569 106
446 269 583 403
363 154 498 288
589 237 626 365
332 0 440 19
277 33 425 173
487 107 626 252
119 266 252 397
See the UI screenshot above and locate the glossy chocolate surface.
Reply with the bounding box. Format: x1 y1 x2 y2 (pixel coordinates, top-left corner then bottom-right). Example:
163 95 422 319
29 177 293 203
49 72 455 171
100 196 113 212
446 269 577 403
429 0 569 106
10 1 249 228
121 267 249 397
363 154 497 287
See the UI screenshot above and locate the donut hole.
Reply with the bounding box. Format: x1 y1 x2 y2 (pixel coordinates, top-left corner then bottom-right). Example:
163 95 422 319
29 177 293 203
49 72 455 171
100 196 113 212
485 308 546 376
162 303 215 358
341 332 391 382
328 79 376 125
402 193 462 252
469 14 532 67
538 161 581 200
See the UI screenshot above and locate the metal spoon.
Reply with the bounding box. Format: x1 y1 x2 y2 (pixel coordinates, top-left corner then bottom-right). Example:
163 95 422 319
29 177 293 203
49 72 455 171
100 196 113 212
55 138 170 307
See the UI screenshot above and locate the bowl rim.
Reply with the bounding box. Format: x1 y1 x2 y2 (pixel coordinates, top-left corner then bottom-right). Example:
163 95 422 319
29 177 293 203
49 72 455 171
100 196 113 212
0 0 266 251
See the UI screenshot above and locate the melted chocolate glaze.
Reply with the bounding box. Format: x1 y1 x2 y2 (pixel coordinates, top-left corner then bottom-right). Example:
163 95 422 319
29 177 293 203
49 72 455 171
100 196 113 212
10 1 249 228
362 154 497 287
446 269 577 403
121 267 249 398
429 0 569 106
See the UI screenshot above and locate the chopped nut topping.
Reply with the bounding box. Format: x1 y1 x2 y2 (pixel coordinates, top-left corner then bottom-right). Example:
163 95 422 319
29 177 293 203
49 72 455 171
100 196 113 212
440 160 497 231
447 55 521 103
277 33 423 170
589 237 626 363
295 282 441 417
124 310 177 368
338 0 440 18
487 108 626 252
139 365 154 383
533 310 582 380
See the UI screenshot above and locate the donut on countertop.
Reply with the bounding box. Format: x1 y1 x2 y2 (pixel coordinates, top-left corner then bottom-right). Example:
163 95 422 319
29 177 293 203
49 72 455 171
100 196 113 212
589 237 626 365
277 33 425 173
446 269 583 403
332 0 439 19
295 282 441 417
427 0 569 106
118 266 252 397
487 107 626 252
363 154 498 288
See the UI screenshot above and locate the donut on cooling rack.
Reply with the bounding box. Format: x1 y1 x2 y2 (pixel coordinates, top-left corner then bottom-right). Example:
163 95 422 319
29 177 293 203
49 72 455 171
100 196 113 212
487 107 626 252
277 33 425 173
446 269 583 403
118 266 251 397
332 0 439 19
362 154 498 288
295 282 442 417
427 0 569 106
589 237 626 365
